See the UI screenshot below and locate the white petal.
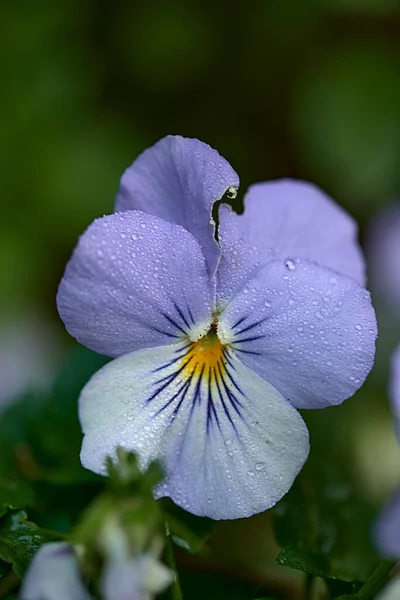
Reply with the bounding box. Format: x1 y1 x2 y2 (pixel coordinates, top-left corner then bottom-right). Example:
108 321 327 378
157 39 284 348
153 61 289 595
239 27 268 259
101 556 173 600
20 543 91 600
79 343 309 520
376 578 400 600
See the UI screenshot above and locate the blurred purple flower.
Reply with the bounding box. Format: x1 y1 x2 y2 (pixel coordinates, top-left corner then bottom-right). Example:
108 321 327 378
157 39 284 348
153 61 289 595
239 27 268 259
57 135 377 519
375 345 400 557
19 543 91 600
367 203 400 312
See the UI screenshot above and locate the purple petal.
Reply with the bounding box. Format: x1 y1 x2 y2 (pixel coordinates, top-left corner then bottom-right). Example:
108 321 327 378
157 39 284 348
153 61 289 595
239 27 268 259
366 203 400 311
79 344 309 520
20 543 91 600
115 135 239 276
57 211 213 357
390 345 400 435
375 487 400 558
217 179 366 305
218 259 377 409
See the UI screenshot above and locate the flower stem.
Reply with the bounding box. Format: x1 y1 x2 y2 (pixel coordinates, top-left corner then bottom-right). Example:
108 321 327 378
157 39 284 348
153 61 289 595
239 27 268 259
356 559 397 600
165 522 183 600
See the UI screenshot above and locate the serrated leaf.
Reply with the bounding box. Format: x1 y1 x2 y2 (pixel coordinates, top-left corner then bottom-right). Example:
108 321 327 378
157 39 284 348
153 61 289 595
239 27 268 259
0 510 54 577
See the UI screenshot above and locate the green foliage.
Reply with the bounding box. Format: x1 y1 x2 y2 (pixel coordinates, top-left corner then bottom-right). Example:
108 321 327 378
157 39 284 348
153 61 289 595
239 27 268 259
0 511 54 577
162 499 214 555
0 346 108 488
274 458 378 585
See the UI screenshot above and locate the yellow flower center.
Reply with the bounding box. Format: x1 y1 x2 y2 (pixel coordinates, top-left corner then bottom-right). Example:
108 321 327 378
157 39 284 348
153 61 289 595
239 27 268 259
182 329 226 381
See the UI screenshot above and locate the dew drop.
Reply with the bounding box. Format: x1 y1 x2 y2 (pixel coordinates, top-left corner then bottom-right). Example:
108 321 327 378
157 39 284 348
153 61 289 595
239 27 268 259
255 462 266 471
285 259 296 271
131 233 138 241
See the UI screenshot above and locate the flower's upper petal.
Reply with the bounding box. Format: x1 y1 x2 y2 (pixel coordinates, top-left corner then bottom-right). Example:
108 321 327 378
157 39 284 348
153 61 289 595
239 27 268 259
57 211 212 357
115 135 239 276
375 487 400 559
79 344 309 520
218 259 377 409
20 543 92 600
217 179 365 306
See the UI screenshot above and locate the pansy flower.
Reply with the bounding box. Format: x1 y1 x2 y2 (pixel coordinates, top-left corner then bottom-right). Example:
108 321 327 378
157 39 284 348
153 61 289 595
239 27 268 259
375 345 400 558
367 203 400 312
57 136 377 519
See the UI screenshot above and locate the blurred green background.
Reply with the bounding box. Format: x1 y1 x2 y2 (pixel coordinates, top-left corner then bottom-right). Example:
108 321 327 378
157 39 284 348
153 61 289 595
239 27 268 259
1 0 400 595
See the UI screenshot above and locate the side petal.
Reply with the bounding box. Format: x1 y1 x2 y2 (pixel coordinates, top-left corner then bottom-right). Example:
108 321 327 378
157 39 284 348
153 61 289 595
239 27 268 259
375 488 400 559
218 259 377 409
57 211 212 357
20 543 91 600
217 179 365 305
79 344 309 520
115 135 239 276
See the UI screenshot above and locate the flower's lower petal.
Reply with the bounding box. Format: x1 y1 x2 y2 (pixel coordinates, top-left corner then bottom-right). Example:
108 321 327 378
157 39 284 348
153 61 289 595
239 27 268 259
79 344 309 520
115 135 239 277
217 179 365 306
375 487 400 559
218 259 377 409
57 211 212 357
20 543 91 600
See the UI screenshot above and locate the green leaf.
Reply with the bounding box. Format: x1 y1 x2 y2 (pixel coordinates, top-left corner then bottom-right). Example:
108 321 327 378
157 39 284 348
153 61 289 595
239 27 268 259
273 458 378 584
0 511 54 577
161 499 214 554
0 481 35 519
0 346 109 486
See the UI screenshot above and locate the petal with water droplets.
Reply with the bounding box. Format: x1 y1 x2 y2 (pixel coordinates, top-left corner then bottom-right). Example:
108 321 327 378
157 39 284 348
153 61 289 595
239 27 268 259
79 343 309 520
218 259 377 409
217 179 365 306
115 135 239 277
57 210 213 357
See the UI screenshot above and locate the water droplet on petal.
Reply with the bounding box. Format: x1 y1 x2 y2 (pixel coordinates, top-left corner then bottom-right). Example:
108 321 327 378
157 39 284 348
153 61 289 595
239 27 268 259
285 259 296 270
